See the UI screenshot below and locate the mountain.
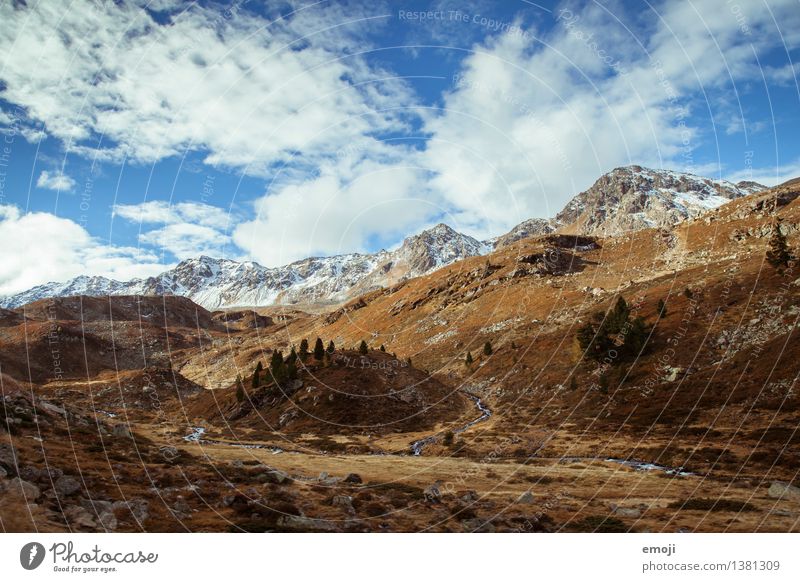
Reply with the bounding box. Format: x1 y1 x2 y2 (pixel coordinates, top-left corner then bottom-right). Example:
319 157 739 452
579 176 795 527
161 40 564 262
0 167 767 310
1 224 489 310
555 165 766 235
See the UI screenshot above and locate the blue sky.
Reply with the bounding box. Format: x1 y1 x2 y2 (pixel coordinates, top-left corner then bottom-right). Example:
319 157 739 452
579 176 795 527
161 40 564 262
0 0 799 295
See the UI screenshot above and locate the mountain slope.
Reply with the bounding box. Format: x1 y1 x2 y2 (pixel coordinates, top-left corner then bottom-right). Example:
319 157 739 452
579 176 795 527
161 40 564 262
1 224 489 310
555 165 766 235
0 167 766 310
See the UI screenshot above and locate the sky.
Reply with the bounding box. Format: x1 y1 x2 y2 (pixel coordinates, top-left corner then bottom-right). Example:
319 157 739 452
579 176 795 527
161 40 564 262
0 0 799 296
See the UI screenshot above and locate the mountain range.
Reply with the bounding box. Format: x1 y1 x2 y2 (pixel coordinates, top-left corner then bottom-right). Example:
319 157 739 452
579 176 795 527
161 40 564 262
0 166 765 310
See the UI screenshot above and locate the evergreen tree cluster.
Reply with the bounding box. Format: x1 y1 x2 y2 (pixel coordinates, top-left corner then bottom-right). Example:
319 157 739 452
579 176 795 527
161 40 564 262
576 297 650 363
766 218 794 271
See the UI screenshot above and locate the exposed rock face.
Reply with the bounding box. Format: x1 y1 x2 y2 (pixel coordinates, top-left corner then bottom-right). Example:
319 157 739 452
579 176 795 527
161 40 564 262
1 225 490 310
555 165 766 235
491 218 555 248
0 167 766 310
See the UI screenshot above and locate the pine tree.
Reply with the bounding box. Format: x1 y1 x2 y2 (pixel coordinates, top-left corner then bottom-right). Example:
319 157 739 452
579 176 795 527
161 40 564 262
287 346 297 363
359 340 368 355
766 218 793 271
270 350 285 383
326 340 335 354
483 341 492 356
657 298 667 317
465 351 473 366
380 344 386 352
299 339 309 360
236 375 245 402
286 358 298 381
313 338 325 360
252 361 263 388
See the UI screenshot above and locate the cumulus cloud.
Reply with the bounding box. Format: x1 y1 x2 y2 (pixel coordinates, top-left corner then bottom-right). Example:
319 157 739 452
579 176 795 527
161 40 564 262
725 158 800 187
0 0 415 173
1 0 798 270
36 170 76 192
0 205 166 295
113 200 235 260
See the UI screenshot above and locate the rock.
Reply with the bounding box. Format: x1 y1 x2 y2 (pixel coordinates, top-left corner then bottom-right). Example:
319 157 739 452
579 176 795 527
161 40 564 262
768 481 800 501
5 477 40 500
517 491 535 504
81 498 113 515
0 443 17 472
112 499 149 523
18 465 41 481
331 495 354 513
613 507 642 518
64 505 98 529
54 475 82 497
343 473 362 484
98 511 118 530
462 518 495 532
112 424 133 439
424 481 443 503
257 469 290 484
38 466 64 483
0 465 7 479
459 490 479 503
277 515 338 532
38 401 66 417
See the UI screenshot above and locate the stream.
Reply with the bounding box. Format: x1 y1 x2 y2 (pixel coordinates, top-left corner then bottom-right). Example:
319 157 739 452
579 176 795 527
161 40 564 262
410 393 492 456
183 426 285 454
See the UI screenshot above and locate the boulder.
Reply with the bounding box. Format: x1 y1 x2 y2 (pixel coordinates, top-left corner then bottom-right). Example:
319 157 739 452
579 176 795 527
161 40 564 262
5 477 40 500
81 498 113 515
112 499 149 523
257 469 290 485
613 507 642 518
517 491 535 504
424 481 444 503
768 481 800 502
462 518 495 532
54 475 82 497
331 495 354 513
64 505 98 529
112 424 133 439
98 511 118 530
343 473 363 484
277 515 338 532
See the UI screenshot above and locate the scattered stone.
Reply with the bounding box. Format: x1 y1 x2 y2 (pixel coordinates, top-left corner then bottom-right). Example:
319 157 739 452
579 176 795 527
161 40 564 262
331 495 354 513
112 424 133 439
517 491 535 504
98 511 118 530
277 515 338 532
768 481 800 501
54 475 82 497
81 498 113 515
343 473 363 484
5 477 40 500
459 490 479 503
38 466 64 483
0 465 7 479
112 499 149 523
424 481 443 503
462 518 495 532
257 469 290 484
613 507 642 518
64 505 98 529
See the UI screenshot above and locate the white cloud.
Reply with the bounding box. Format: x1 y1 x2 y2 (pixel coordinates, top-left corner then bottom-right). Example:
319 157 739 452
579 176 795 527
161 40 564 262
0 205 166 295
0 0 415 173
113 201 233 230
726 158 800 187
113 200 235 260
36 170 76 192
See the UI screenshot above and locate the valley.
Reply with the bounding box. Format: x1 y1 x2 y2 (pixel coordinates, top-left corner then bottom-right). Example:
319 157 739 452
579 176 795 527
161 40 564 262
1 168 799 533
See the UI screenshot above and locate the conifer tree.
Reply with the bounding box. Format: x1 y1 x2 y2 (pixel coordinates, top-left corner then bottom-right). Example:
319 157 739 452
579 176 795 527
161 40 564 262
326 340 335 353
314 338 325 360
236 375 245 402
483 341 492 356
299 338 309 360
657 298 667 317
380 344 386 352
252 361 263 388
766 218 793 271
359 340 368 355
465 351 473 366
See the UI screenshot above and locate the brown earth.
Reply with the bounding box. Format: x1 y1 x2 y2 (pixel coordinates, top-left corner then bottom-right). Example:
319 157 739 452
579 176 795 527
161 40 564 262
1 180 800 532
